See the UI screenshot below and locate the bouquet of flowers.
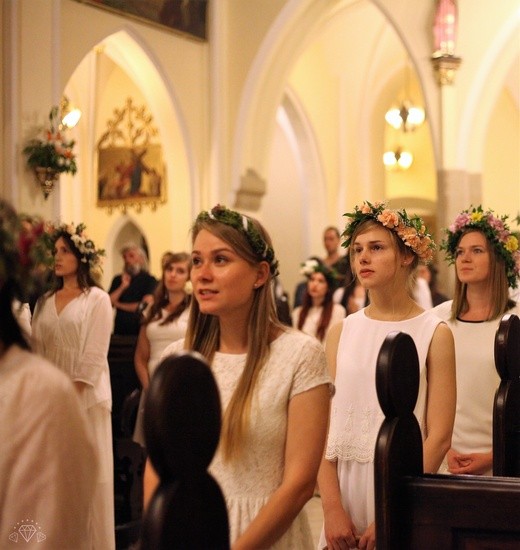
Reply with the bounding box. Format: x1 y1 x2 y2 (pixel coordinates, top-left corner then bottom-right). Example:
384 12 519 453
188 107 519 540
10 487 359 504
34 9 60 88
23 106 77 175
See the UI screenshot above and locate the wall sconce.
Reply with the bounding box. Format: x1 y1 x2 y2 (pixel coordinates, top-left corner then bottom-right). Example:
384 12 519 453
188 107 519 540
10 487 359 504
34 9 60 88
383 148 413 171
59 96 82 129
431 0 462 85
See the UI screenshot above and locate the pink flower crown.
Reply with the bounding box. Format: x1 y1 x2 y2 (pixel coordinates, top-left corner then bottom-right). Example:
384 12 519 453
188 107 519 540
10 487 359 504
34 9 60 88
342 201 435 263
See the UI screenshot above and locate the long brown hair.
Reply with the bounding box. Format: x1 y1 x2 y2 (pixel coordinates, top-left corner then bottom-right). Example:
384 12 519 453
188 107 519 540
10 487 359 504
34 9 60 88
184 215 285 462
144 252 191 326
451 229 515 320
297 274 335 341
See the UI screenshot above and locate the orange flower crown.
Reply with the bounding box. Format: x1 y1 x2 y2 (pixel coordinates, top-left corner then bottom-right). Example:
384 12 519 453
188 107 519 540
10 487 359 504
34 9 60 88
342 201 435 263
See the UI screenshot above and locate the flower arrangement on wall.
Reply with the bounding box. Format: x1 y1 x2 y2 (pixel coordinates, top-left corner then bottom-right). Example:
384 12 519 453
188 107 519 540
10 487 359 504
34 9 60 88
23 105 77 199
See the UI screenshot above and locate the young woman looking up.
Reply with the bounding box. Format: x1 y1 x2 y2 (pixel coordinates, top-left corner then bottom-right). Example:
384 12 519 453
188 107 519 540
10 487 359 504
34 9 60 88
145 205 331 550
434 205 520 476
318 201 456 550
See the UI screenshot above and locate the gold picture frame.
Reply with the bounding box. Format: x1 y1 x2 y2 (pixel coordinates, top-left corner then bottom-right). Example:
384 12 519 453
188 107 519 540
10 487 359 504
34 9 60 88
74 0 207 41
96 98 166 214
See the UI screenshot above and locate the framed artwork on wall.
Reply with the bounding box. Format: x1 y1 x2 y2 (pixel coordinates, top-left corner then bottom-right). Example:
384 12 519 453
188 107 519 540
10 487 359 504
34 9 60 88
96 98 167 214
74 0 207 40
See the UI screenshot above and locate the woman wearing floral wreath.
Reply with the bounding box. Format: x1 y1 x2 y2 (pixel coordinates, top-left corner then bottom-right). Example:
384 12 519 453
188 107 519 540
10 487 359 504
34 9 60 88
145 205 331 549
433 206 520 476
318 201 456 550
32 223 115 550
133 251 192 446
292 259 346 343
0 201 98 549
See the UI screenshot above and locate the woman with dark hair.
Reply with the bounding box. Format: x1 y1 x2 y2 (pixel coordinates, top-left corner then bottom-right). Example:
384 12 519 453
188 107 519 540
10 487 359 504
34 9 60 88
292 259 345 342
32 222 115 550
133 251 191 445
434 205 520 475
145 205 331 549
0 201 97 548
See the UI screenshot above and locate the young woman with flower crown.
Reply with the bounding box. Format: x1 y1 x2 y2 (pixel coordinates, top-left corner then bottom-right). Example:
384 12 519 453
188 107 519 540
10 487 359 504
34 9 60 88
32 223 115 550
144 205 331 549
317 201 456 550
433 206 520 476
292 259 346 343
133 251 192 446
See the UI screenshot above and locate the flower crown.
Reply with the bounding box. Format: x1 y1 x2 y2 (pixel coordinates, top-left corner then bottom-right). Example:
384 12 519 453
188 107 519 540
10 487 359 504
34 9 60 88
50 222 105 274
342 201 435 263
0 203 47 301
196 204 279 276
440 205 520 288
300 259 339 287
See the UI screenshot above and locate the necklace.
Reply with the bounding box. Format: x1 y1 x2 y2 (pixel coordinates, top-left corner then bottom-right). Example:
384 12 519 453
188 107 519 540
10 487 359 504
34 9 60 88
367 301 417 322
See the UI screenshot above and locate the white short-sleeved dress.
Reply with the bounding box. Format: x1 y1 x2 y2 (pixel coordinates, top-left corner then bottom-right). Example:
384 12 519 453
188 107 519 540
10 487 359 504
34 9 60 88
161 329 332 549
433 300 520 475
319 309 442 547
32 286 115 550
133 307 189 445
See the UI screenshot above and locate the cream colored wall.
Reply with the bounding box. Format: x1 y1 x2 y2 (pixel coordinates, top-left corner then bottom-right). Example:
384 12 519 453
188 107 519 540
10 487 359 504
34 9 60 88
483 88 520 219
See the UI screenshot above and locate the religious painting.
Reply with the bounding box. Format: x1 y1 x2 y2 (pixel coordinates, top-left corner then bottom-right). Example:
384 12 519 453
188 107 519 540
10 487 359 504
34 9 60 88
74 0 207 40
96 98 166 213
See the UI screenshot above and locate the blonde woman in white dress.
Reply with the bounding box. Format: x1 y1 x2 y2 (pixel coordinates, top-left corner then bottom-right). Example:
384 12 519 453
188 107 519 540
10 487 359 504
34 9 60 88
434 206 520 476
133 251 191 445
145 205 331 549
32 223 115 550
318 202 456 550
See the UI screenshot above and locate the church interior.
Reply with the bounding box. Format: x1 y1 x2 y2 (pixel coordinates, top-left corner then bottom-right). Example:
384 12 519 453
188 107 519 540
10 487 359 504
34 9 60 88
1 1 520 548
1 0 518 298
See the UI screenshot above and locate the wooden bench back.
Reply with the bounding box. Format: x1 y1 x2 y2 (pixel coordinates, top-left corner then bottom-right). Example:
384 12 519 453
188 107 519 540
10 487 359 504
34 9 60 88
374 329 520 549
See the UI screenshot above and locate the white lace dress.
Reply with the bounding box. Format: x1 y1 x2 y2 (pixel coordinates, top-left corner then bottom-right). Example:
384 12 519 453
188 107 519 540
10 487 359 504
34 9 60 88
319 309 442 545
162 329 332 549
32 287 115 550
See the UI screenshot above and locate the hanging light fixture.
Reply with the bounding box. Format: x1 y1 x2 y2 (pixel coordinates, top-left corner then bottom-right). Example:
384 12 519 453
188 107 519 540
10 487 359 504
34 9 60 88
383 147 414 171
385 62 425 132
59 96 82 129
385 100 425 132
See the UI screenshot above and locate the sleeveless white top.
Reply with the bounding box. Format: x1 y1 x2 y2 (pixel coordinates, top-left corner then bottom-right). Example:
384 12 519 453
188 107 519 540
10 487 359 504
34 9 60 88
326 308 442 463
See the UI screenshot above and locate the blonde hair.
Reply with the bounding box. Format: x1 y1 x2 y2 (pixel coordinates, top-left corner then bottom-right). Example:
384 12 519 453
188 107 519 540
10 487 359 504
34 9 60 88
451 229 514 321
185 215 285 461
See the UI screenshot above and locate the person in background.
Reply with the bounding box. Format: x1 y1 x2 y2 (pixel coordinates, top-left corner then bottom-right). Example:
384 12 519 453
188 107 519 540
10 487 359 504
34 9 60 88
418 263 449 306
434 205 520 476
293 255 322 309
322 226 352 286
133 251 192 446
145 204 331 549
333 273 368 316
318 201 455 550
0 200 97 549
292 259 345 343
32 222 115 550
108 242 157 336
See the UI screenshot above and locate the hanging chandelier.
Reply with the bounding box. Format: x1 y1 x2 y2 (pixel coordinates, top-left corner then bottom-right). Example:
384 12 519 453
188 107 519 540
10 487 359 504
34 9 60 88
383 147 414 171
385 100 425 132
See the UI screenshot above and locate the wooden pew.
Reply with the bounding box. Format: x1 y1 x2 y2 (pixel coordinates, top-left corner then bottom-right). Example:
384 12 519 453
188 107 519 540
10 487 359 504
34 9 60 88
140 351 229 549
374 331 520 550
493 313 520 477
